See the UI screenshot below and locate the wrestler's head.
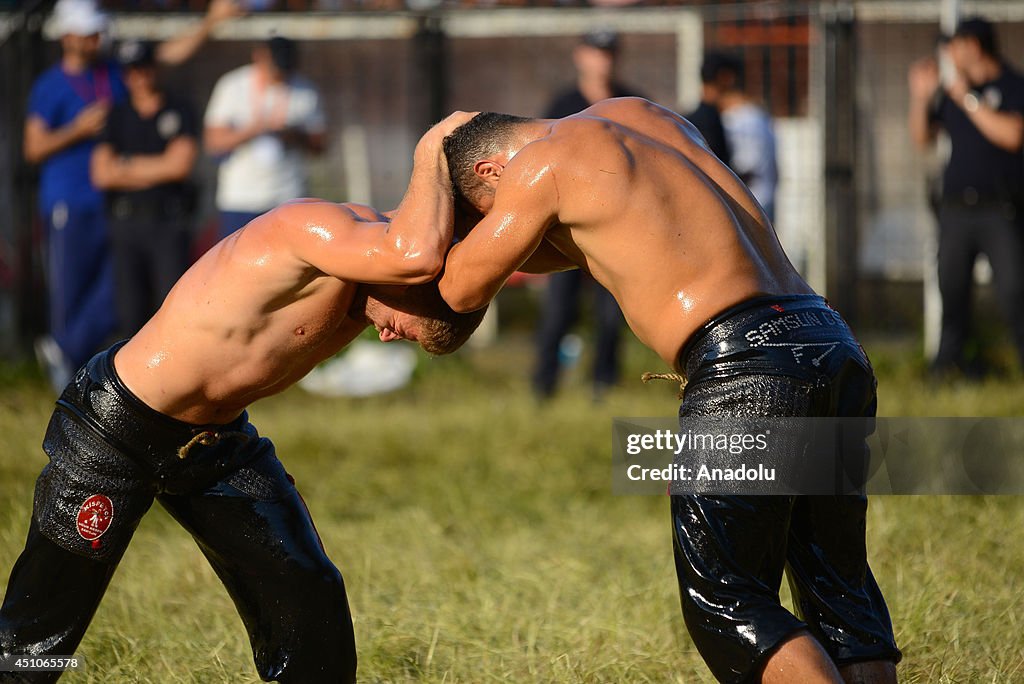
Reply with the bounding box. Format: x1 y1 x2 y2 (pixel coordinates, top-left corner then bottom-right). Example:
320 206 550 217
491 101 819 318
443 112 533 216
358 281 488 355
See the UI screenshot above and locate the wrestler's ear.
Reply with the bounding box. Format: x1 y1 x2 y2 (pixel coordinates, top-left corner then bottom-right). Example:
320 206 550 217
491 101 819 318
473 159 504 185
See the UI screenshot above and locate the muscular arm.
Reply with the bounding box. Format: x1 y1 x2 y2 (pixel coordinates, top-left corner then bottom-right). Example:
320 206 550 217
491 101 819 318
278 112 477 284
91 137 197 191
439 148 560 312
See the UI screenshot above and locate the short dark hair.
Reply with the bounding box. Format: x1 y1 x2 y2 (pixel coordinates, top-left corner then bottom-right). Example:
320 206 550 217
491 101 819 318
268 36 298 73
700 51 743 86
374 282 488 356
951 17 999 57
442 112 532 207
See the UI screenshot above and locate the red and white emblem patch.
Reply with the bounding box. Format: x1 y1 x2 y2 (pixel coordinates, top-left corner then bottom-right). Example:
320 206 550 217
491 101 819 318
76 494 114 541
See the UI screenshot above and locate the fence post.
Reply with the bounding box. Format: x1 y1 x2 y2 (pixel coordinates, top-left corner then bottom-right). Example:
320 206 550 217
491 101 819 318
1 1 53 360
820 5 858 323
413 12 448 131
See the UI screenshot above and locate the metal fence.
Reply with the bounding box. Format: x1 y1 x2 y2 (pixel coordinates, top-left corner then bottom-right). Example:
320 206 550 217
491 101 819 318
2 1 1022 357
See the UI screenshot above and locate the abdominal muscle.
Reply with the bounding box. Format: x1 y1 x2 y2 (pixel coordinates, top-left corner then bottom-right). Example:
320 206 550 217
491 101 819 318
115 303 364 425
114 237 364 425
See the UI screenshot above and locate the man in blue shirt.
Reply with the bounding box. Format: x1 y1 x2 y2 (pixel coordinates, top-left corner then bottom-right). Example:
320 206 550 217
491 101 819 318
25 0 126 392
25 0 242 391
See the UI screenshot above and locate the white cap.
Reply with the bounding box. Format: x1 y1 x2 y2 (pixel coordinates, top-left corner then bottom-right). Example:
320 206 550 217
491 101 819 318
52 0 109 37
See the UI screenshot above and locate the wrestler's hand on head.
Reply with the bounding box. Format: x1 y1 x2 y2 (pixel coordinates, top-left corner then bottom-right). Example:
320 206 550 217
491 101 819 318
415 111 479 160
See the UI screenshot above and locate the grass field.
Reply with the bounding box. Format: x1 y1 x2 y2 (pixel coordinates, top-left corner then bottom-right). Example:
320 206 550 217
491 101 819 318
1 333 1022 683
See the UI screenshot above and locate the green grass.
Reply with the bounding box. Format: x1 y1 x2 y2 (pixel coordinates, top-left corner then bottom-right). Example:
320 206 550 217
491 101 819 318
1 334 1022 683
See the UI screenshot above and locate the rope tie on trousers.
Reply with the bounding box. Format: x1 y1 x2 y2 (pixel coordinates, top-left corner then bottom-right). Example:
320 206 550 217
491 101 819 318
178 430 252 460
641 371 687 398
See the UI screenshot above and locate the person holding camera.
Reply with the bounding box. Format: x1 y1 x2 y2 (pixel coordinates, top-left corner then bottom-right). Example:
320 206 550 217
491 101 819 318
908 17 1024 377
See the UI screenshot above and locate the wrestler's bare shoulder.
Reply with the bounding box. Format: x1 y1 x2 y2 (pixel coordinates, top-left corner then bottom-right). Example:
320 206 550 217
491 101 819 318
561 97 686 132
250 200 386 240
540 99 697 164
218 200 388 279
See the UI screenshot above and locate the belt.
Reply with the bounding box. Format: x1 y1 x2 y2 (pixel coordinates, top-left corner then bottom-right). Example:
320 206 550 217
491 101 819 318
677 294 848 380
56 342 252 467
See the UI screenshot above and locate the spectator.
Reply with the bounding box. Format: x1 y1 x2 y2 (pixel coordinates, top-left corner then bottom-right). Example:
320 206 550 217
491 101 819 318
90 40 199 338
702 51 778 221
685 53 732 166
204 36 327 239
25 0 241 391
25 0 122 392
908 17 1024 377
533 28 641 401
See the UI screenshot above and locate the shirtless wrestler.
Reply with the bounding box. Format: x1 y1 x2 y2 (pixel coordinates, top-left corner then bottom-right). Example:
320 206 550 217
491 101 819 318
0 112 484 684
435 98 901 684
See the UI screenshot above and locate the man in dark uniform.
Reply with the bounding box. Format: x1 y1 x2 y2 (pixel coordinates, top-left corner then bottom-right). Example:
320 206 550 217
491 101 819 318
532 29 643 401
908 16 1024 376
91 40 199 337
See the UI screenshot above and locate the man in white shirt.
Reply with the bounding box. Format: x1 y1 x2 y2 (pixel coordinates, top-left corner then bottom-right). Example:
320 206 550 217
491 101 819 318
204 36 326 239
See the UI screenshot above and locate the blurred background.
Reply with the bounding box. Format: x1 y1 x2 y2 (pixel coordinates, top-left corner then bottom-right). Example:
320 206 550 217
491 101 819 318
2 0 1023 371
2 4 1024 681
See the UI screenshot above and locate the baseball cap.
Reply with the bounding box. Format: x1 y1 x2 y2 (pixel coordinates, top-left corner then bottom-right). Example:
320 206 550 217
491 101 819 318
581 28 619 52
117 40 156 69
52 0 108 37
268 36 298 73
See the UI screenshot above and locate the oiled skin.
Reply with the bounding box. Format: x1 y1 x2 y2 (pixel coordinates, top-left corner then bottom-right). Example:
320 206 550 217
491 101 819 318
439 97 813 371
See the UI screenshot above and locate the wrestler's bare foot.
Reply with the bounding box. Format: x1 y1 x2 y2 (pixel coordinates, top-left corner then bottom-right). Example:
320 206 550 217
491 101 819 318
839 660 898 684
759 631 844 684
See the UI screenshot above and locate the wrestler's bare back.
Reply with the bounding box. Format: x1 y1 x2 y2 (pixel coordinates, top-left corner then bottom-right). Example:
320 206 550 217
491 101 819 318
115 203 388 425
443 97 812 371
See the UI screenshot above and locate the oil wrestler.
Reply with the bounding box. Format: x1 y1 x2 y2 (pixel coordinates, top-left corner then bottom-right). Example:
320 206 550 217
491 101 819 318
0 112 484 683
436 99 901 684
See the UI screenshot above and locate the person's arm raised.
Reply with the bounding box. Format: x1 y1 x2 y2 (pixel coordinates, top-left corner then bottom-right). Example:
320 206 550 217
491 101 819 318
155 0 244 67
272 111 477 284
378 110 478 277
439 144 560 312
